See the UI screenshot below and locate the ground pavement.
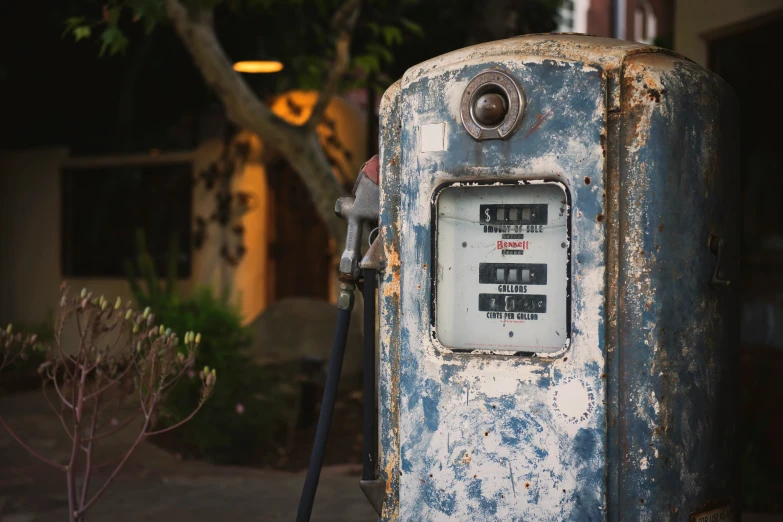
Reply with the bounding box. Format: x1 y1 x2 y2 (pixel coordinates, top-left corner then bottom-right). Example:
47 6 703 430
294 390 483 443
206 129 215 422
0 390 375 522
1 391 782 522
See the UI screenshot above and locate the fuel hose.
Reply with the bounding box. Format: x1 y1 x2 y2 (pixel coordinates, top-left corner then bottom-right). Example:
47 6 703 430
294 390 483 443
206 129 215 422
296 305 353 522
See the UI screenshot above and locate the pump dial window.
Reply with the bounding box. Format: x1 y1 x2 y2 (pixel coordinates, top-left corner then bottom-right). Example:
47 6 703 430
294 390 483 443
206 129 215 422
434 183 570 353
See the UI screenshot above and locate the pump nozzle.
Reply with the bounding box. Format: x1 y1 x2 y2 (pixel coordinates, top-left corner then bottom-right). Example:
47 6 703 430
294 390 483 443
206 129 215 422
335 155 380 283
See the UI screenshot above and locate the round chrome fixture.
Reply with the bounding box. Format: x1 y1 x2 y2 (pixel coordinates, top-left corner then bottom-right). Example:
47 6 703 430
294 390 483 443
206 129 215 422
460 69 526 141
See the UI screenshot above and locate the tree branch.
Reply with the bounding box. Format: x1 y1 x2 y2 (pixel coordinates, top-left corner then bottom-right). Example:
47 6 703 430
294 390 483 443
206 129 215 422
164 0 348 244
83 408 142 443
79 396 101 511
0 417 67 471
145 399 206 436
77 405 153 516
305 0 362 131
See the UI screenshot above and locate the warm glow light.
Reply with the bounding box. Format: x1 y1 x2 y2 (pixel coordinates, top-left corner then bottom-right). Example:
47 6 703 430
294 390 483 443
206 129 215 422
233 60 284 73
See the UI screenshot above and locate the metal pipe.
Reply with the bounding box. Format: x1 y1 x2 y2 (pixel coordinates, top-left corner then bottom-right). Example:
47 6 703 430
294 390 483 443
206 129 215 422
362 269 377 481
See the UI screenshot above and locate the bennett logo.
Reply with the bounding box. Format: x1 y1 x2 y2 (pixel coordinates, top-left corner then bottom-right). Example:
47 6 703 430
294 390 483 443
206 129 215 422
690 505 734 522
497 240 529 250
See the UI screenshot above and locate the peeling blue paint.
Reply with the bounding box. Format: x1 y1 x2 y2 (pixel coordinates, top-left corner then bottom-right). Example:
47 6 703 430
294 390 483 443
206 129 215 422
377 35 738 521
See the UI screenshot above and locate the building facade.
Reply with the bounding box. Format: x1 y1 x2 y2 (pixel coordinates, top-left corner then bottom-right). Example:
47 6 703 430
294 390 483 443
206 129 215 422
557 0 674 47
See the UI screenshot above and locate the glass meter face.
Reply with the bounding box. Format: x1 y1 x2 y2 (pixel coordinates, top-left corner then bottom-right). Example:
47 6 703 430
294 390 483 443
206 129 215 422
434 183 570 353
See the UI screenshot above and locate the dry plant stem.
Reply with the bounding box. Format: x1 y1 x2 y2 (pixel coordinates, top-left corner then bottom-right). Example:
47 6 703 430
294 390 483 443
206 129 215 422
0 417 67 470
79 397 100 509
2 285 212 522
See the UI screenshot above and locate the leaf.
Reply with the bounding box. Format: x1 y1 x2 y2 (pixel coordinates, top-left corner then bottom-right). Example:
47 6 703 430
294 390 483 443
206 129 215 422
352 54 380 75
74 26 92 41
366 43 393 64
381 25 403 47
366 21 380 37
65 16 86 29
399 17 424 38
63 16 87 37
105 5 122 26
144 15 157 34
100 26 129 56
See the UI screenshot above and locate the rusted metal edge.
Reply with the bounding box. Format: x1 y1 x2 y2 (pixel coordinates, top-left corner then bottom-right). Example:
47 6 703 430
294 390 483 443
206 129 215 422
360 231 387 271
360 479 386 516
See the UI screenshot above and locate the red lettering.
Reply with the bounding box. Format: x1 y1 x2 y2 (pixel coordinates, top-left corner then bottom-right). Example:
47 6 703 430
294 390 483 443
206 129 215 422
496 240 529 250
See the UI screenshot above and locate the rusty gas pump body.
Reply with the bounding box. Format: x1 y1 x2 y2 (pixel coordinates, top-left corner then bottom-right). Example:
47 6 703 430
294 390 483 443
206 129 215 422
370 34 739 521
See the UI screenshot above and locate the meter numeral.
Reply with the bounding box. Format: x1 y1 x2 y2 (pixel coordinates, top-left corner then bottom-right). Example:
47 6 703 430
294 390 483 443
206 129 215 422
479 204 548 226
478 294 547 313
479 263 547 285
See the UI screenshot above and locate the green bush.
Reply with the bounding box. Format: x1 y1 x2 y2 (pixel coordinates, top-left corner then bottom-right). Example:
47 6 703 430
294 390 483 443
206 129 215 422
126 231 291 465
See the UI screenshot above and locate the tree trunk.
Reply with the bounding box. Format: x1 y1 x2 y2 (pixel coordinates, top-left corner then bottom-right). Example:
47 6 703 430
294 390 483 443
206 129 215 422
164 0 348 246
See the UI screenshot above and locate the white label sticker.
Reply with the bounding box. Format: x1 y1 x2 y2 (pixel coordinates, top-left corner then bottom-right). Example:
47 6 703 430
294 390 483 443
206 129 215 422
420 123 445 152
691 505 734 522
435 183 569 353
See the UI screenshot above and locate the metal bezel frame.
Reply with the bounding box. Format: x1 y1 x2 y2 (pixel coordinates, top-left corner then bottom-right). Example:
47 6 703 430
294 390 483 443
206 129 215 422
460 69 526 141
429 179 572 357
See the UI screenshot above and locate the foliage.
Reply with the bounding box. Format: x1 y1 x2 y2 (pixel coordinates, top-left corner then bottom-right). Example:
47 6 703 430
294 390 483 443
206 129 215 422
61 0 420 93
0 284 212 522
126 230 292 464
0 317 54 393
0 323 41 375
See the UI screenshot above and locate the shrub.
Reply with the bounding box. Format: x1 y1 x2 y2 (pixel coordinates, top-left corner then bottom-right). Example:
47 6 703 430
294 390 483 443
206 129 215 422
126 231 290 464
0 285 211 522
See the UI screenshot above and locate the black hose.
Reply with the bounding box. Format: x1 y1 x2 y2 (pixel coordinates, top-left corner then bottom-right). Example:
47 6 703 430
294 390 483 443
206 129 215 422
296 306 353 522
362 269 377 481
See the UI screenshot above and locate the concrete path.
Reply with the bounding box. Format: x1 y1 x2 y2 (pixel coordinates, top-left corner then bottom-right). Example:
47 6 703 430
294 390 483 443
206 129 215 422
2 390 782 522
0 390 376 522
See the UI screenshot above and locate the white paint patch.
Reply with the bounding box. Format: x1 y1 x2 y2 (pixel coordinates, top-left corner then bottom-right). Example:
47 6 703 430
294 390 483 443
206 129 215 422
552 378 594 423
421 123 445 152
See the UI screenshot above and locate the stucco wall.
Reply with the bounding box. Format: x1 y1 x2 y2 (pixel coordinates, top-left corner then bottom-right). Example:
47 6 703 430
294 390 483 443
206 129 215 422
674 0 783 66
0 92 367 351
0 146 213 351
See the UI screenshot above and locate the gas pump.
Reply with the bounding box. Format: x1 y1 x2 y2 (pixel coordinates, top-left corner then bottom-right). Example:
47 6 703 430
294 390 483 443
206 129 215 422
297 34 740 522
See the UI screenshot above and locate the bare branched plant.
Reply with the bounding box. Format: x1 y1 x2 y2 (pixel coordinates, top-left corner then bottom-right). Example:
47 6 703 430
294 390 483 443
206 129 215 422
0 283 215 522
0 323 39 374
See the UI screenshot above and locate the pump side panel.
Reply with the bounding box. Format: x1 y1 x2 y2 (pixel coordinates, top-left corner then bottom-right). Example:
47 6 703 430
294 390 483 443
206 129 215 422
378 80 403 522
614 53 740 519
394 57 608 521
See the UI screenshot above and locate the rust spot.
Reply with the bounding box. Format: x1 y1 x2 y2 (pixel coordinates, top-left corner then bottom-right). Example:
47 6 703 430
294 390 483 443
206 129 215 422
596 214 604 223
420 478 426 484
600 133 607 157
646 87 666 103
563 357 568 361
584 176 591 185
640 498 646 504
383 243 401 298
473 474 477 478
422 263 427 269
462 453 472 464
484 431 489 436
524 110 553 138
524 482 530 488
658 223 665 232
600 372 606 379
